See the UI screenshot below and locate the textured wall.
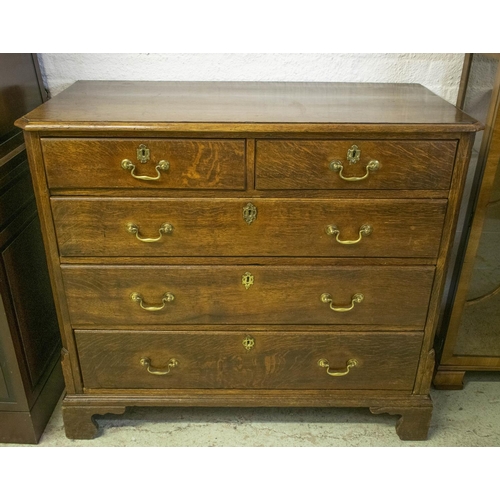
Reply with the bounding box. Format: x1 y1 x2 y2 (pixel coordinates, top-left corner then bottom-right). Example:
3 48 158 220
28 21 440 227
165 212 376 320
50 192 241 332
38 53 465 104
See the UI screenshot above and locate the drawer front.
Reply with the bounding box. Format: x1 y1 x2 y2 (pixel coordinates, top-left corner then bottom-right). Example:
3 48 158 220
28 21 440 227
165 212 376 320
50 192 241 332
255 140 457 190
62 265 435 327
41 139 246 190
52 197 447 259
75 330 423 390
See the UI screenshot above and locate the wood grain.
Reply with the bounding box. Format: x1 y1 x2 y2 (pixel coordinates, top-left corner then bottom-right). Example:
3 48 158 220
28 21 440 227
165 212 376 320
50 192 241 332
51 197 447 259
256 140 457 190
61 264 435 327
41 138 246 190
75 330 423 391
15 81 480 133
15 81 480 440
370 403 433 440
24 132 83 393
62 405 126 439
433 369 466 390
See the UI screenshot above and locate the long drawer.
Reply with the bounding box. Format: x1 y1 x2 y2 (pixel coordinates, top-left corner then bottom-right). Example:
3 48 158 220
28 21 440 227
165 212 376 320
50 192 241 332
255 140 457 190
41 139 246 190
61 265 435 327
76 330 423 390
52 198 447 258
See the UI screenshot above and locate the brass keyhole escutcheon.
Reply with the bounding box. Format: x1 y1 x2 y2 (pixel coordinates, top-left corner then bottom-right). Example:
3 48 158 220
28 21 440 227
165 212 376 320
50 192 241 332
137 144 150 164
243 202 257 225
242 272 254 289
242 335 255 351
347 144 361 164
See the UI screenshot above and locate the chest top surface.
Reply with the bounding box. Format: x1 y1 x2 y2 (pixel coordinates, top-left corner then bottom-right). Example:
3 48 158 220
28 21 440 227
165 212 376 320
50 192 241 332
15 81 480 133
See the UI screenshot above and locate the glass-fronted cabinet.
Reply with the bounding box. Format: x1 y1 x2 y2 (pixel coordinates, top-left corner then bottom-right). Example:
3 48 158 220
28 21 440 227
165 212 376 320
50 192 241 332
434 53 500 389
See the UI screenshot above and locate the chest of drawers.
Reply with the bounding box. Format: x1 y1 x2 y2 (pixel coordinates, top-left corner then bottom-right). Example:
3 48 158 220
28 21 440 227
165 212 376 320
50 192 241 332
16 81 480 440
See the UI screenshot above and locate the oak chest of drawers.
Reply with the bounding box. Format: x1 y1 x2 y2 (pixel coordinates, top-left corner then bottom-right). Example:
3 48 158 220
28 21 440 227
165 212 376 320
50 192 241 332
16 81 480 440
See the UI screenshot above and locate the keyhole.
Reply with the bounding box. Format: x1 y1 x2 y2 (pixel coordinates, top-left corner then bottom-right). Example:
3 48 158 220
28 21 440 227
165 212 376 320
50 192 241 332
137 144 150 163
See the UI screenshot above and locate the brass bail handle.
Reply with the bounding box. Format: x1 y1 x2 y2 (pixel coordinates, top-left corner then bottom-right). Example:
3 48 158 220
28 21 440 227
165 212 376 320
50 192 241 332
317 358 358 377
130 292 175 311
127 222 173 242
329 159 379 181
321 292 364 312
140 357 179 376
326 224 372 245
122 159 170 181
122 144 170 181
329 145 380 182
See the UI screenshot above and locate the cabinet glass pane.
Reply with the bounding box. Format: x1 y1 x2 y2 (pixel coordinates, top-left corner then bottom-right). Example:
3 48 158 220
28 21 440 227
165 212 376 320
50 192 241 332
455 54 500 356
456 159 500 355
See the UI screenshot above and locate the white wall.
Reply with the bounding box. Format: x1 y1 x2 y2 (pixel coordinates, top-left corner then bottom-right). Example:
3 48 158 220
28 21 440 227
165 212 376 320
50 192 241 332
38 53 465 105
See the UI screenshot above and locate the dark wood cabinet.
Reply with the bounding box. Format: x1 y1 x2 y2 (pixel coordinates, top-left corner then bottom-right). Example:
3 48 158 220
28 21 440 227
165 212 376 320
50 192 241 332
0 53 64 443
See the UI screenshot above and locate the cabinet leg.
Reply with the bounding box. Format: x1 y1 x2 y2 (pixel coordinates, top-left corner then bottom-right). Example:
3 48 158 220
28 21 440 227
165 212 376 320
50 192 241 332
433 369 466 390
62 405 126 439
370 404 433 441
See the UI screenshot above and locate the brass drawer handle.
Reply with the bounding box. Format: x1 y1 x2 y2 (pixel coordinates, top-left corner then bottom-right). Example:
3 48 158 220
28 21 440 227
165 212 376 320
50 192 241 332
121 159 170 181
321 292 364 312
140 357 179 375
127 222 173 242
318 358 358 377
329 159 380 182
130 292 175 311
325 224 372 245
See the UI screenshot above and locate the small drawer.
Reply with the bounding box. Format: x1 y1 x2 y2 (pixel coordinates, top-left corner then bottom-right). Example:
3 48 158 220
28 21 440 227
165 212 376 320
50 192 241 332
75 330 423 390
41 139 246 190
62 264 435 327
255 140 457 190
52 197 447 259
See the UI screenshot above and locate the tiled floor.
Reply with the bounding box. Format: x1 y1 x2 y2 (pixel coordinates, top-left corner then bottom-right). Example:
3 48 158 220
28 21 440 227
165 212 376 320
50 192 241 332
2 371 499 447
